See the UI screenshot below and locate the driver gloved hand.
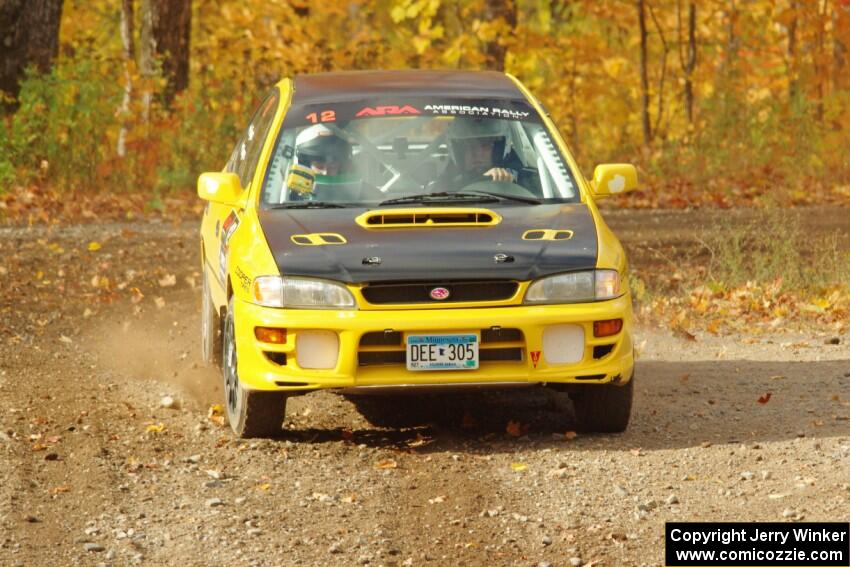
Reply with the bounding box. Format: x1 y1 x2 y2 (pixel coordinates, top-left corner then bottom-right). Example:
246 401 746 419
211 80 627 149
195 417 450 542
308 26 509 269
483 167 517 182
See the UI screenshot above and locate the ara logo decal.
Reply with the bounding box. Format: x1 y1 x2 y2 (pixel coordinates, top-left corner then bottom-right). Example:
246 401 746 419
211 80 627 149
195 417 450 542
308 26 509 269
530 351 541 368
355 105 421 117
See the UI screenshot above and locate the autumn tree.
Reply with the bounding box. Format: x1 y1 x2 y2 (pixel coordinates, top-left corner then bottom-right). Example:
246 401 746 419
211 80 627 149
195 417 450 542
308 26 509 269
677 0 697 124
481 0 516 71
138 0 191 111
0 0 64 112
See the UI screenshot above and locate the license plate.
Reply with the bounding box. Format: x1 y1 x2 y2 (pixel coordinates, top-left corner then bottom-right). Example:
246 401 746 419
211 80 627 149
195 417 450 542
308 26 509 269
406 333 479 371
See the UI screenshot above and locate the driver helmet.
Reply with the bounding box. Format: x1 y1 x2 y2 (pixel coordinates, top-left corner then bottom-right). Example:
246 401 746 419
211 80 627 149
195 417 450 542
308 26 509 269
446 117 509 169
295 124 352 176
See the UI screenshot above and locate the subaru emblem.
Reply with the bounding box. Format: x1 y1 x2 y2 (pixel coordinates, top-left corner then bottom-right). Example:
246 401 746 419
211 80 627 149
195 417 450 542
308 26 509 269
429 287 450 300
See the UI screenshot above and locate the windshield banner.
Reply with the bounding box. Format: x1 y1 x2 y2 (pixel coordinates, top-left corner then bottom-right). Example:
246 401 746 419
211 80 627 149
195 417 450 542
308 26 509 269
283 98 542 128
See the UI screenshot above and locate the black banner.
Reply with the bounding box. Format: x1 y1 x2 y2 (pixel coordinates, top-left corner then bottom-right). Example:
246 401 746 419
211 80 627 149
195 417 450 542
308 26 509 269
666 522 849 566
282 97 541 129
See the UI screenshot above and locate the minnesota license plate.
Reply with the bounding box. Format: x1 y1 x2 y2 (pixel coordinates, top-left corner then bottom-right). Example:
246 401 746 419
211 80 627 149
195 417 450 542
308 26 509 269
406 334 479 371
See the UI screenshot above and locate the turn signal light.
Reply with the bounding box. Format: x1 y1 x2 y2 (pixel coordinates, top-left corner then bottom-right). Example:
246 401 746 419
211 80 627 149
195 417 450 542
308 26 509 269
255 327 287 344
593 319 622 337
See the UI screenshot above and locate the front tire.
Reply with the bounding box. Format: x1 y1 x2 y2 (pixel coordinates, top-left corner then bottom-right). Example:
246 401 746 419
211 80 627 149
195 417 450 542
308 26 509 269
201 270 221 366
222 299 287 438
570 375 634 433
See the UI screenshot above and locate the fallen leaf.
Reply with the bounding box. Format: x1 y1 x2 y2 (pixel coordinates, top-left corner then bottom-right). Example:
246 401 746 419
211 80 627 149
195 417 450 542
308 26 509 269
52 485 70 494
564 431 578 440
158 274 177 287
130 287 144 303
59 335 72 344
757 393 772 404
428 495 446 504
257 483 271 491
154 297 166 309
407 433 432 448
679 373 690 383
208 404 225 426
375 459 398 470
87 241 101 251
505 420 523 437
145 423 166 433
510 462 527 472
630 448 643 456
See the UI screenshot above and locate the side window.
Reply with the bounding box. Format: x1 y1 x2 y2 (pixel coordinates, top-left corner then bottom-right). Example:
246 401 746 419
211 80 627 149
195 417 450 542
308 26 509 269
226 89 280 189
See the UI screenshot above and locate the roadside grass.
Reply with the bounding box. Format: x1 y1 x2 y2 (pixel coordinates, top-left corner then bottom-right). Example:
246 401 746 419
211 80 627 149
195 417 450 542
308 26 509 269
631 207 850 335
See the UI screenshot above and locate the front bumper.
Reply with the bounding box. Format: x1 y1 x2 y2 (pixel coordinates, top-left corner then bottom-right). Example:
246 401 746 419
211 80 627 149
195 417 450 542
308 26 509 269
233 294 634 392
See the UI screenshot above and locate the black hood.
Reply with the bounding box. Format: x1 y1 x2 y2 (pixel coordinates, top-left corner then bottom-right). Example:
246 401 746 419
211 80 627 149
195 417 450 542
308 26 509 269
257 203 598 283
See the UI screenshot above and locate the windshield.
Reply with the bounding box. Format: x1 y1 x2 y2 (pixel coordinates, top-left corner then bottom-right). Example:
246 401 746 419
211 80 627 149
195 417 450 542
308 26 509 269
260 98 580 208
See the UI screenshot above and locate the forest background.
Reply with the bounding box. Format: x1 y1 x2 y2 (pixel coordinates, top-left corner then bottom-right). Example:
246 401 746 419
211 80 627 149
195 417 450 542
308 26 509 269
1 0 849 334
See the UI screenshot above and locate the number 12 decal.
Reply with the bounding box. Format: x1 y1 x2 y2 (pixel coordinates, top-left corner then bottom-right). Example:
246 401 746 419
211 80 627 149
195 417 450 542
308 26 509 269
305 110 336 123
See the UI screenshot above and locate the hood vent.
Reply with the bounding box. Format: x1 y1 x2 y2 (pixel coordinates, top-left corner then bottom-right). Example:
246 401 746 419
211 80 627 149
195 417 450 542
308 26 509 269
522 229 574 241
356 208 501 229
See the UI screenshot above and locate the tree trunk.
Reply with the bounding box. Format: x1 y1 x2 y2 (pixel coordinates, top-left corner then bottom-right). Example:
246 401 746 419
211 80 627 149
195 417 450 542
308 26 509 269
0 0 64 112
482 0 516 71
814 0 827 121
117 0 135 157
724 0 739 77
139 0 154 122
835 0 849 91
638 0 652 144
788 0 798 100
648 3 670 139
677 0 697 124
150 0 191 107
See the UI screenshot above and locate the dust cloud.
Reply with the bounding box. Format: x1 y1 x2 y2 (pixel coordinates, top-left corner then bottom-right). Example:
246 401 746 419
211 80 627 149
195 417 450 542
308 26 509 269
81 290 221 408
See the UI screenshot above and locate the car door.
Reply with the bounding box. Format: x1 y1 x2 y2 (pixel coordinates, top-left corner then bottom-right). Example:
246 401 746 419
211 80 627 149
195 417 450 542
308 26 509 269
202 88 281 301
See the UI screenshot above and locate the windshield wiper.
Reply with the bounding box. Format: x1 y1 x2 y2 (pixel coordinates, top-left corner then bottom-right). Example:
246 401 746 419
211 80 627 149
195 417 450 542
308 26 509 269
454 190 542 205
379 192 499 206
268 201 348 209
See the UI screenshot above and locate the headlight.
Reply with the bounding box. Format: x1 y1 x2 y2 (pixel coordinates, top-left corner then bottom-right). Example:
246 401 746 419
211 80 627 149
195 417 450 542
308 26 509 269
251 276 356 309
524 270 621 304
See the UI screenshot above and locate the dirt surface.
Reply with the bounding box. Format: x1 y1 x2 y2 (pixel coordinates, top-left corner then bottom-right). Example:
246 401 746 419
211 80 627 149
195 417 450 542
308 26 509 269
1 208 849 567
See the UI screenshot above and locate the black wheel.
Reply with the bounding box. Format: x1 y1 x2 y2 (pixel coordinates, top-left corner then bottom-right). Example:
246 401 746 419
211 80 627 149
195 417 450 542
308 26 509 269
200 270 221 366
222 299 287 438
570 375 634 433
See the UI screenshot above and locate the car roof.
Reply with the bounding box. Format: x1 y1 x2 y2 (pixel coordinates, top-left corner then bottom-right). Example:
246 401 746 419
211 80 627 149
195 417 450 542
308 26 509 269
290 70 526 105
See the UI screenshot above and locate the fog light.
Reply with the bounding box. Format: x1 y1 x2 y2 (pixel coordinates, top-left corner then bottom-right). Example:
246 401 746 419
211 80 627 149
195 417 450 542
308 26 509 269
593 319 623 337
255 327 287 344
542 324 584 364
296 330 339 369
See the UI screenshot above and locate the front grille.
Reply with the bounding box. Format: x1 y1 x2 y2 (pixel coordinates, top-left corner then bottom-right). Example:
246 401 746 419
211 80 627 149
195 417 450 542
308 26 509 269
361 281 519 304
358 328 524 367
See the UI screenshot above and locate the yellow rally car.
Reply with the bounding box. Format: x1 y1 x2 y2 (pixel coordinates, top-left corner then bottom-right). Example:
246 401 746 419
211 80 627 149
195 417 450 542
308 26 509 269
198 70 638 438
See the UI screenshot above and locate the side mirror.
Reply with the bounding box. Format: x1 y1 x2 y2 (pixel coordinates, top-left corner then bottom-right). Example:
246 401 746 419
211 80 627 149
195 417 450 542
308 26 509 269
197 172 244 205
590 164 638 198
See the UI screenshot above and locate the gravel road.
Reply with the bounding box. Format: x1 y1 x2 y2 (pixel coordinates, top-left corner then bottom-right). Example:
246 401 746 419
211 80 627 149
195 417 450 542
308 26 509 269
1 209 848 566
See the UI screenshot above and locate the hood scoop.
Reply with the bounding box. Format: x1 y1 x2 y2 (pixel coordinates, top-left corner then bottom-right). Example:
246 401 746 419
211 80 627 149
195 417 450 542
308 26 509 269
355 208 501 229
